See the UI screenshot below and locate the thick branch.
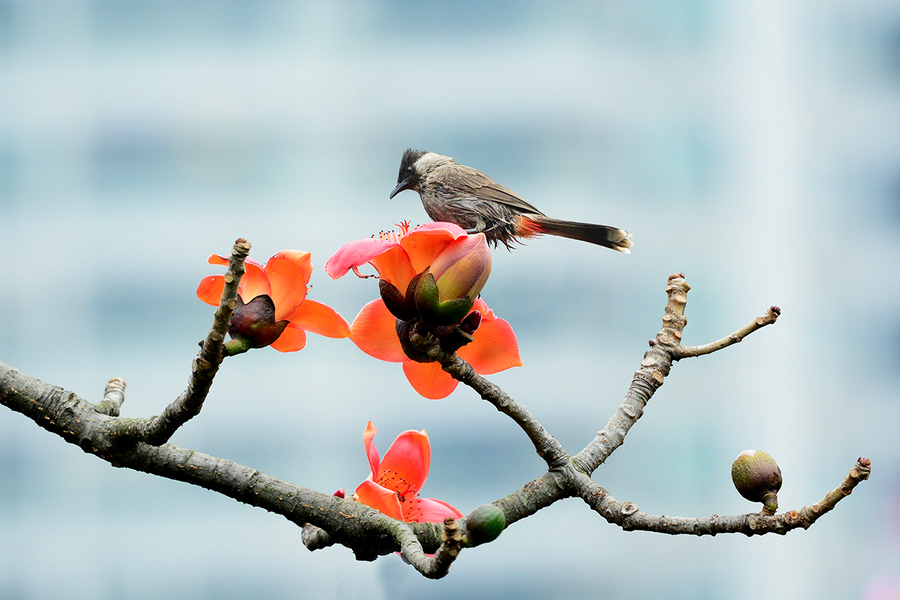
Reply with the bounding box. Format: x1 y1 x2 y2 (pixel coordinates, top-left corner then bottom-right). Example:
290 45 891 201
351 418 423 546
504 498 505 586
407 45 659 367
0 360 448 560
573 273 689 474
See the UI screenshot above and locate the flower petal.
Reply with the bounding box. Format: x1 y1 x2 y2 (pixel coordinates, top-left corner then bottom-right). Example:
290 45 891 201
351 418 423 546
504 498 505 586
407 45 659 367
362 421 381 479
287 299 350 339
355 480 404 521
368 245 418 291
349 299 406 362
402 361 459 400
457 298 523 374
269 322 307 352
197 275 224 306
412 221 468 237
399 225 465 274
207 253 230 266
201 254 269 304
238 260 271 303
263 251 312 321
402 496 463 523
325 238 401 280
377 429 430 495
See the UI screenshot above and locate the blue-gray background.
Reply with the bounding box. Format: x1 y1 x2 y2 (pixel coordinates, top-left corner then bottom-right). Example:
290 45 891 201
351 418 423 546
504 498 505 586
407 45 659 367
2 1 899 599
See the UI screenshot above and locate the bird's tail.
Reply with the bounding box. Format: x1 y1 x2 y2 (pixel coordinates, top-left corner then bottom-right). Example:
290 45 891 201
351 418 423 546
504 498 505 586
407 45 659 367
518 216 633 253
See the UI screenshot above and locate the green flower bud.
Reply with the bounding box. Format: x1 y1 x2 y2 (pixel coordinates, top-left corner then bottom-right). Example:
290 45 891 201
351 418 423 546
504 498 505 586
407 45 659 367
464 504 506 546
731 450 783 514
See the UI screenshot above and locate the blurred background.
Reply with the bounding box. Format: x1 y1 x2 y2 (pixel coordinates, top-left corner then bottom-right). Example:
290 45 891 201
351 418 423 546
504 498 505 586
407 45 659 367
1 1 899 598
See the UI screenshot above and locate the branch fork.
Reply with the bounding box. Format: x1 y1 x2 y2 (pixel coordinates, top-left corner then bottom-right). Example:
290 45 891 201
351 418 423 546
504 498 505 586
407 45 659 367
0 249 870 582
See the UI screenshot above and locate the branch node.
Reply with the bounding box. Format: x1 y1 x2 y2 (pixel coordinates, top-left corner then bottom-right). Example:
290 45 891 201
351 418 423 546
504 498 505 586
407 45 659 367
95 377 126 416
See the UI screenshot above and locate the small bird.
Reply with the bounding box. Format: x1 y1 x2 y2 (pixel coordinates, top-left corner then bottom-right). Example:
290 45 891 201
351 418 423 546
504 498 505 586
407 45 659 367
389 148 633 252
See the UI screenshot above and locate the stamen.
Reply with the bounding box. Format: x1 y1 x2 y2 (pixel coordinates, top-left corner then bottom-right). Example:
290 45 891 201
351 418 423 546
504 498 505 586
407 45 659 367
351 266 379 279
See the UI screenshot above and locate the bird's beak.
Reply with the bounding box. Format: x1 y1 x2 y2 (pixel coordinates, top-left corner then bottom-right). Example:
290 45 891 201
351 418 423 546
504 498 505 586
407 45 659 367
389 178 413 199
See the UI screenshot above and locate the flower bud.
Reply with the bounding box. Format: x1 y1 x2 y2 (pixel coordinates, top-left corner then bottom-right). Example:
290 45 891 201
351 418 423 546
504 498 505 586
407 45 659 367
225 295 289 355
428 233 492 302
464 504 506 546
731 449 783 514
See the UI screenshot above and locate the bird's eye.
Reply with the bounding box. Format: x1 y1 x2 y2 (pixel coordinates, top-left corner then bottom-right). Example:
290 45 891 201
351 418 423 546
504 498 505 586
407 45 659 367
405 166 414 174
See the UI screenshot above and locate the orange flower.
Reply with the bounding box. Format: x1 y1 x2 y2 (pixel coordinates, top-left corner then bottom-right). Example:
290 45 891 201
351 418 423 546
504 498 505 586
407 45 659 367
354 421 462 523
197 250 350 352
350 296 520 399
326 222 521 399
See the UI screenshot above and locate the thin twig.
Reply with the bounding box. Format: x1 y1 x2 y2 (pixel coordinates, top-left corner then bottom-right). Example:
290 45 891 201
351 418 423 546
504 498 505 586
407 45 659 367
575 458 870 535
95 377 126 416
676 306 781 359
399 517 463 579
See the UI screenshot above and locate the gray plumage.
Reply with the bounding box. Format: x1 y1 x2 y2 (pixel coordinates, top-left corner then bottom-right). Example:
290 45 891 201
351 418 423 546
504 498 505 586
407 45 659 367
390 148 633 252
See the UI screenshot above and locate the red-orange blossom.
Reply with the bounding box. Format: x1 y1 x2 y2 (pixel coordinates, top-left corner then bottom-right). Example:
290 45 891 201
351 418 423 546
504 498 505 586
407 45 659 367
326 222 522 399
197 251 349 351
355 421 462 523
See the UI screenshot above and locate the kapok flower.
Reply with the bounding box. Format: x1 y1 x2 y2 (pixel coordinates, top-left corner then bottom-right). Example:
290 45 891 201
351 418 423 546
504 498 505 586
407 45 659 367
325 222 521 399
197 250 350 352
350 296 520 399
354 421 462 523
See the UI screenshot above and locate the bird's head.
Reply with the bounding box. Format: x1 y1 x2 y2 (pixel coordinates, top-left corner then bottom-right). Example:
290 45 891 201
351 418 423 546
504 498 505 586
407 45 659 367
389 149 452 198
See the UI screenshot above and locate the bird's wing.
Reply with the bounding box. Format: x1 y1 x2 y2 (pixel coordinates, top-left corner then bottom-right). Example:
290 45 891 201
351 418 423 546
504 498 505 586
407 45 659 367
435 163 545 216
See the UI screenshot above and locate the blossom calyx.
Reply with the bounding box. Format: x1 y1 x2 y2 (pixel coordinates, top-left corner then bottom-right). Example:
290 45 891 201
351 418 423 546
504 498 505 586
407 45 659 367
413 271 476 326
224 295 289 355
379 277 419 322
731 449 783 514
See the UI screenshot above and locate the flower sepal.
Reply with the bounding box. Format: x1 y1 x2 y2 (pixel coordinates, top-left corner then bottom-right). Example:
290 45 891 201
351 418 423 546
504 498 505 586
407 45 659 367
395 309 482 363
413 270 476 327
379 277 419 321
225 295 289 355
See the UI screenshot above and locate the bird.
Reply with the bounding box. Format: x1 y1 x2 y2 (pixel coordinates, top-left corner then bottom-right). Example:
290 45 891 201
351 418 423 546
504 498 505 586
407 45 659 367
389 148 633 252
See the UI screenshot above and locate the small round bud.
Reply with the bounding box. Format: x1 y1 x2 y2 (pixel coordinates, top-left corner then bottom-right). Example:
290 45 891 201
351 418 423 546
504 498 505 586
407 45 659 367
464 504 506 546
731 450 783 514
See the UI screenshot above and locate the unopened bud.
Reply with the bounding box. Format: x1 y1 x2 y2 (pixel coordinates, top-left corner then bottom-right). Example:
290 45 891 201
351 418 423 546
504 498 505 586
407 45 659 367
429 233 492 302
731 449 783 514
464 504 506 546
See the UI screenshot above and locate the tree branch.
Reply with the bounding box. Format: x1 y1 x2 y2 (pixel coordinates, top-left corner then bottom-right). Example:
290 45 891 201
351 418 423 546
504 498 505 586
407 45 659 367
437 351 569 469
676 305 781 359
136 238 252 446
0 268 871 581
573 273 690 475
575 457 871 535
